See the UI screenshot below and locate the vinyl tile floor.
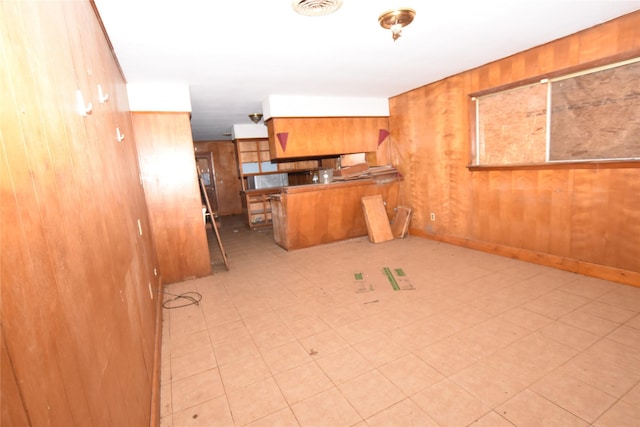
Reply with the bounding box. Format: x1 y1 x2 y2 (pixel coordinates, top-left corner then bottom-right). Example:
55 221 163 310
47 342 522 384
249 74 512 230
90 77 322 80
159 215 640 427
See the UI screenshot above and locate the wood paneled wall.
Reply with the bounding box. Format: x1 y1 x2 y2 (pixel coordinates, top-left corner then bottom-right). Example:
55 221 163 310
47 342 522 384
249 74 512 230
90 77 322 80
194 141 244 215
1 1 161 425
389 11 640 285
132 113 211 284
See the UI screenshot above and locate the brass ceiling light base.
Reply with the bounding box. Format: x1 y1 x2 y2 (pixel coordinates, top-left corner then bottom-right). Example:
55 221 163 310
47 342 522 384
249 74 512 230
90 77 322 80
378 8 416 41
248 113 263 124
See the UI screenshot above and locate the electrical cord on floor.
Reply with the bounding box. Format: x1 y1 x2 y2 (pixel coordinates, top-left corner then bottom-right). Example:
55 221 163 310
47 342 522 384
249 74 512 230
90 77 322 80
153 289 203 309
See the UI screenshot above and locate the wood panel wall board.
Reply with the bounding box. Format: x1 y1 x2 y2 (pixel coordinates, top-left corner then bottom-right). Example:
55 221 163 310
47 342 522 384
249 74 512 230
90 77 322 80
600 169 638 271
393 11 640 284
2 3 100 424
569 169 612 263
1 335 30 426
616 12 640 50
552 37 580 71
2 1 160 424
65 2 159 392
132 112 211 283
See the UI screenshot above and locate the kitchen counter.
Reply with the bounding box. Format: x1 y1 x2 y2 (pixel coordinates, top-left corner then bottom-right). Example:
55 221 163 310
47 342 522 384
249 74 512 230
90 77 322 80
270 177 400 250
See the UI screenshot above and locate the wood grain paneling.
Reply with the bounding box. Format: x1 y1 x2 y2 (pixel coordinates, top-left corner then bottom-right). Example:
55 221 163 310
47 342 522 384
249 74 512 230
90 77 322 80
1 1 161 425
390 11 640 285
133 113 211 283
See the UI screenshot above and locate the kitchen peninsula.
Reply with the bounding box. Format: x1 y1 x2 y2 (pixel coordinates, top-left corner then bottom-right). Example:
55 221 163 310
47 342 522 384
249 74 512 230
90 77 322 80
270 172 400 250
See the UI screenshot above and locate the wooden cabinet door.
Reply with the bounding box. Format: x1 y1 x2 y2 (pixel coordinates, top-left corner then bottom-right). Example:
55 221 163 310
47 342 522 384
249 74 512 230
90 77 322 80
268 117 389 158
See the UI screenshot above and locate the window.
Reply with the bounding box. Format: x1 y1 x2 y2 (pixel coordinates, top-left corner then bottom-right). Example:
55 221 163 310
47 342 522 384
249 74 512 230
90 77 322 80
471 57 640 166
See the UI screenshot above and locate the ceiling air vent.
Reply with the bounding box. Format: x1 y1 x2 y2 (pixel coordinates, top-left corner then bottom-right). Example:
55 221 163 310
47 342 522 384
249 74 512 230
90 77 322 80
292 0 343 16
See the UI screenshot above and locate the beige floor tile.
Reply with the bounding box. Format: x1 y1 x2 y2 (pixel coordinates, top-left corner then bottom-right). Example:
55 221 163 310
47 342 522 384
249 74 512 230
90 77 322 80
598 286 640 312
556 352 640 399
414 337 480 376
162 217 637 426
208 320 251 347
559 310 621 336
593 399 640 427
291 387 362 427
622 382 640 405
218 353 271 392
171 395 233 427
315 346 373 384
352 334 409 367
412 378 490 427
584 338 640 376
250 322 296 350
451 360 529 407
626 313 640 329
225 377 288 426
498 307 554 331
483 333 578 384
531 371 618 423
160 383 172 418
365 398 439 427
274 361 333 405
171 368 225 413
213 334 261 367
287 314 331 339
260 340 313 375
580 300 637 324
559 277 620 299
242 311 284 334
607 324 640 350
539 321 600 350
338 370 404 419
378 353 444 396
498 389 589 427
170 347 217 382
316 304 364 328
298 329 349 357
468 410 515 426
245 407 300 427
170 330 212 360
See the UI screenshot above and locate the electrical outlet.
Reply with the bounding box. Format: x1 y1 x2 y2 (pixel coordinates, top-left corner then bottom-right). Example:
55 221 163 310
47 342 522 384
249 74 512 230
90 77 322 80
148 282 153 299
430 213 436 221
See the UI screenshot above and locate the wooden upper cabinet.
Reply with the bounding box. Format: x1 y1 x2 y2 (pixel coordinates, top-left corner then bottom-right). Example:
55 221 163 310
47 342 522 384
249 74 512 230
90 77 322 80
267 116 389 159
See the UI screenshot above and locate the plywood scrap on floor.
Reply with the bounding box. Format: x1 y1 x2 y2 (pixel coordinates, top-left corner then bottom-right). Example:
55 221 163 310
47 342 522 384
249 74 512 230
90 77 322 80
361 195 394 243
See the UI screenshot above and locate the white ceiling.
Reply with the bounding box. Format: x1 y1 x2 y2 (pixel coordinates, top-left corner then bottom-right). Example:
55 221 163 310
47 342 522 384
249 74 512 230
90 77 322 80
93 0 639 141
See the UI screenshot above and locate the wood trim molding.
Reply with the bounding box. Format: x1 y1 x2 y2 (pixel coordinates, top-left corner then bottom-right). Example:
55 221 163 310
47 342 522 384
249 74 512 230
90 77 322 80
149 275 164 427
409 229 640 288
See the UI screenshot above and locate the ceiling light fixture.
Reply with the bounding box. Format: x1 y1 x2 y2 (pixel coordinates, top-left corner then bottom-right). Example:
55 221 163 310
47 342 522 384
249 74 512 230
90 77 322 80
378 8 416 41
292 0 343 17
248 113 263 124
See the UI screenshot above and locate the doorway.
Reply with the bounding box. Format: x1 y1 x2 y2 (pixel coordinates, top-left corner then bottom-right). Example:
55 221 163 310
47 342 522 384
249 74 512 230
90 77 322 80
196 153 219 215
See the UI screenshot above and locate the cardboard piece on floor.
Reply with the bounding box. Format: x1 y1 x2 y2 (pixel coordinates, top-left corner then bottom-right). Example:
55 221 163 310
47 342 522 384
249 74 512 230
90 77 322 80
390 206 412 239
361 195 394 243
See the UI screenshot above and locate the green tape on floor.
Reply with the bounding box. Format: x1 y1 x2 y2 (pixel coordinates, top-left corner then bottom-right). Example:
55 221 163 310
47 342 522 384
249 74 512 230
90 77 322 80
354 272 363 281
383 267 400 291
394 268 406 277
